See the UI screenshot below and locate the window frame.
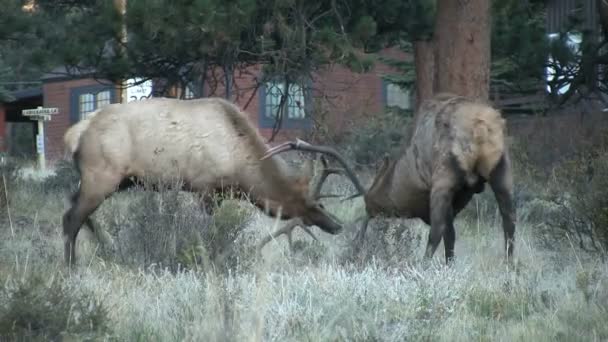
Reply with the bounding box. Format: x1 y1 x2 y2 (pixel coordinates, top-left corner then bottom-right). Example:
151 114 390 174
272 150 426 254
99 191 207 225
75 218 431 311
69 84 117 123
258 76 313 129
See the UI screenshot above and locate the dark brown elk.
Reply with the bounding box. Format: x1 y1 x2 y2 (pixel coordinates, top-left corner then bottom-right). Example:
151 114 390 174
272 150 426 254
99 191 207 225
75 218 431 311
262 93 516 265
62 97 363 267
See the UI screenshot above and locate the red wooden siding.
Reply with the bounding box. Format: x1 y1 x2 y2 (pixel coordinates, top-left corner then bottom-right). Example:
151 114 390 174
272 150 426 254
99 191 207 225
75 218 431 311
38 47 410 164
42 78 119 162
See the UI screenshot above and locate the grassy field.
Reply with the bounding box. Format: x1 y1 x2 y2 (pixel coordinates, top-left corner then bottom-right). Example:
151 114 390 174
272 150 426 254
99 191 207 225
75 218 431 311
0 159 606 341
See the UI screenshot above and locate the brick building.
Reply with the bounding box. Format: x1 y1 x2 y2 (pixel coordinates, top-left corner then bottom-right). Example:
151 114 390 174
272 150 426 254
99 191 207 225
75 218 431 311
0 48 411 165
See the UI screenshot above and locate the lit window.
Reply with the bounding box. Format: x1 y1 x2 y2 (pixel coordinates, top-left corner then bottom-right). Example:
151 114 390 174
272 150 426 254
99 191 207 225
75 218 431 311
386 82 410 110
545 31 582 95
184 84 195 99
78 93 95 119
72 87 114 122
96 90 111 108
264 81 306 120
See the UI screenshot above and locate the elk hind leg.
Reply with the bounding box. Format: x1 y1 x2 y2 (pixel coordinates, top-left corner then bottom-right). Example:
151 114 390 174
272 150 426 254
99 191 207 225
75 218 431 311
489 154 516 262
63 173 120 267
67 190 107 246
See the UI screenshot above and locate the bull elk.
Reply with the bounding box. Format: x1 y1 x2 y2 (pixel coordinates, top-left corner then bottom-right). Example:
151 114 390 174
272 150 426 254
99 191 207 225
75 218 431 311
262 93 516 265
256 156 345 253
61 97 363 267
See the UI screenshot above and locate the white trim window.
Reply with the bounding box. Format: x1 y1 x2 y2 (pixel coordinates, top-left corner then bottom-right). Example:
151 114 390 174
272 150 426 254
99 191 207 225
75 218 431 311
385 82 411 110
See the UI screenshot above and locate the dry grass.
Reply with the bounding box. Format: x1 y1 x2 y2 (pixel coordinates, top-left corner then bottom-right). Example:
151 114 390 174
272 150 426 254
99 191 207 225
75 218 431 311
0 160 606 341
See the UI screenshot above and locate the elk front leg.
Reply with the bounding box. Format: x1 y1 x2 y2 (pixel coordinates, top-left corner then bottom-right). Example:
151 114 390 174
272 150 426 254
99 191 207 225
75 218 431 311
424 180 456 264
489 154 516 262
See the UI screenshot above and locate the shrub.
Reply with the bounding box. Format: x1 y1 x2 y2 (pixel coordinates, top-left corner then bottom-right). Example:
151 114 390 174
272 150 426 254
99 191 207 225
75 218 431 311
181 196 255 272
342 109 412 167
538 129 608 254
96 181 253 272
342 218 424 267
38 159 80 195
0 274 110 341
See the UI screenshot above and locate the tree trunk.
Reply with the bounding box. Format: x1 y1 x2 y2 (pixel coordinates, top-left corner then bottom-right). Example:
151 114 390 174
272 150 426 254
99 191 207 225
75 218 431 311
434 0 492 101
413 39 437 110
598 0 608 39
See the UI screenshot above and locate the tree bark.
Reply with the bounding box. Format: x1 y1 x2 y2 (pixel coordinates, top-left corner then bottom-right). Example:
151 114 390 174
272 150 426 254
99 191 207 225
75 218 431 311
413 39 437 110
434 0 492 101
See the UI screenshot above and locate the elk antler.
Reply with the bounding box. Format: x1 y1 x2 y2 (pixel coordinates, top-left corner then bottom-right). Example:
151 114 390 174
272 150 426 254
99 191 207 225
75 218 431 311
257 156 343 253
313 156 343 198
262 139 366 199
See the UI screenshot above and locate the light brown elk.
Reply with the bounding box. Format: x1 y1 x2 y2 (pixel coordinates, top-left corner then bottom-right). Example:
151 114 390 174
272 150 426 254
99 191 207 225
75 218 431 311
63 108 100 159
262 93 516 265
256 156 345 253
62 97 363 267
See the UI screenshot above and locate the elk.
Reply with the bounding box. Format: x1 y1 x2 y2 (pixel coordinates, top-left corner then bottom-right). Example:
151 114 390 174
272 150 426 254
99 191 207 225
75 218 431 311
63 109 100 158
262 93 516 265
61 96 363 267
256 156 345 253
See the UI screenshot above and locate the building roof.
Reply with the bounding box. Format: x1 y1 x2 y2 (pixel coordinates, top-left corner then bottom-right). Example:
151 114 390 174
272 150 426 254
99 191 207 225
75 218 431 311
40 65 98 82
5 86 42 102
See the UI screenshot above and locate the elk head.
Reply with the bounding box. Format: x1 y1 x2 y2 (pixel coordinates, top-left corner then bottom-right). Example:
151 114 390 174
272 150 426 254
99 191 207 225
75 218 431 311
257 156 349 252
261 139 367 233
261 157 347 234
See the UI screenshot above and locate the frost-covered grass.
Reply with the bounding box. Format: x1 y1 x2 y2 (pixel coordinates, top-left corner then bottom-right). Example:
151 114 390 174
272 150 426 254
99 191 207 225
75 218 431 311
0 161 607 341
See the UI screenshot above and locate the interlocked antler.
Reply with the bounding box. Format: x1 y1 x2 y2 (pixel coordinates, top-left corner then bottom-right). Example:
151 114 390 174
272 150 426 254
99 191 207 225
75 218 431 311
261 138 366 198
257 156 342 253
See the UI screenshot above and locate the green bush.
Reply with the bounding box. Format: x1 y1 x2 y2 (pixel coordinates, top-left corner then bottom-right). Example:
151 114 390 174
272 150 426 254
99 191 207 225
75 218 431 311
342 109 412 167
0 274 110 341
38 159 80 195
343 218 424 267
96 182 253 272
181 196 255 272
540 130 608 254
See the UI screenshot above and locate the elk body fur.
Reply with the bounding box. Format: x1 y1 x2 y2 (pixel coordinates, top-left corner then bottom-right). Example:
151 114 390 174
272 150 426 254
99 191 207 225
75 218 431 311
263 93 516 264
62 97 359 266
63 108 100 158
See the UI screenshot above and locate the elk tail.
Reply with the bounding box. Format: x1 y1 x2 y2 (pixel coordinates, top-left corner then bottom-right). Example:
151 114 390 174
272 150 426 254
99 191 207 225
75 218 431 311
62 110 100 161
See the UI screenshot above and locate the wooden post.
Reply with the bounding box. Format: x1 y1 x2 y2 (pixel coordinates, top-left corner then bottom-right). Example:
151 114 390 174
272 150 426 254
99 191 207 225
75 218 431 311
36 118 45 170
114 0 129 103
22 106 58 171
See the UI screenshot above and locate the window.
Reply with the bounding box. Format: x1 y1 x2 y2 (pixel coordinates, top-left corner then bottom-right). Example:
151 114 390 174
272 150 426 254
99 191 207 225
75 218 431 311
78 90 111 120
384 81 411 110
545 31 582 95
78 93 95 119
259 78 311 129
176 82 199 99
264 81 306 119
184 85 195 99
70 85 116 123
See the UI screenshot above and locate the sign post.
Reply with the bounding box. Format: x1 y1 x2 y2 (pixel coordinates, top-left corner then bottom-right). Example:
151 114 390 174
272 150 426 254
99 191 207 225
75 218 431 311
22 106 59 171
